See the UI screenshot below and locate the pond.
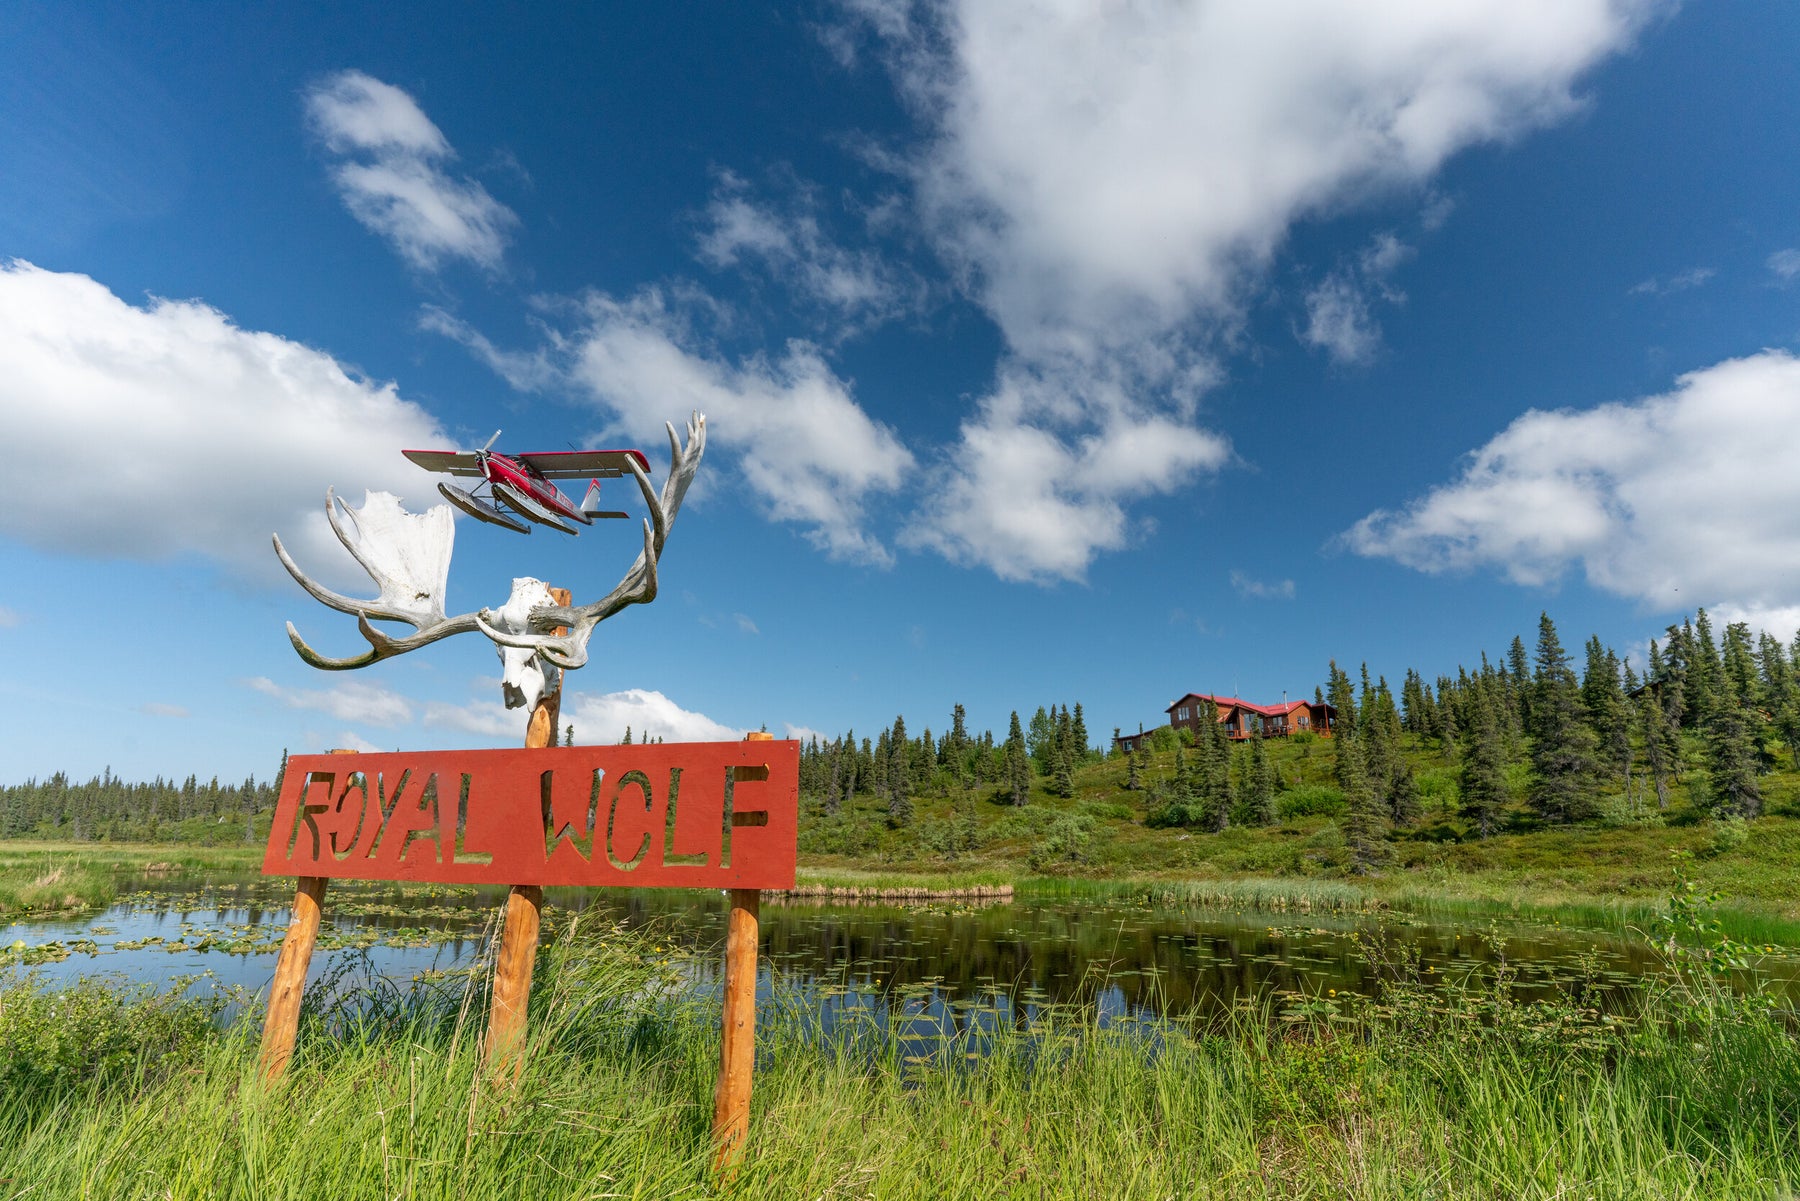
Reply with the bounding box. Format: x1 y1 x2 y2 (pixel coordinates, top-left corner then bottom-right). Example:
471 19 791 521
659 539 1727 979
5 872 1796 1039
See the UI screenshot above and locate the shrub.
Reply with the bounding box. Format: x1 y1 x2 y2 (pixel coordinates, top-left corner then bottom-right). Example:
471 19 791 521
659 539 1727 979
0 975 231 1097
1026 814 1095 872
1275 785 1348 819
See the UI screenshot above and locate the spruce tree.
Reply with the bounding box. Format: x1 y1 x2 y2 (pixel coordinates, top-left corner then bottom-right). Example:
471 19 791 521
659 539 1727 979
1246 726 1277 827
1027 707 1054 776
1528 613 1599 823
1053 746 1075 800
1338 734 1388 872
1721 622 1759 711
1707 703 1762 819
887 716 911 823
1458 686 1508 838
1071 703 1089 762
1637 694 1676 810
1005 711 1030 806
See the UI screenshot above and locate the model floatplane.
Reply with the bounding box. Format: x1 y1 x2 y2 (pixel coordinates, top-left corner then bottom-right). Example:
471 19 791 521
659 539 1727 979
402 431 650 536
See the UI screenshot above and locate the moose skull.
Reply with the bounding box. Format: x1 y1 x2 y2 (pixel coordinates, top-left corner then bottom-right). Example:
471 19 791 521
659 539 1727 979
486 578 563 711
274 413 707 722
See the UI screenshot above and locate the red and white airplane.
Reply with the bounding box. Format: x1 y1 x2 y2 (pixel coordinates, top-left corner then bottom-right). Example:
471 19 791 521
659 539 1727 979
402 431 650 535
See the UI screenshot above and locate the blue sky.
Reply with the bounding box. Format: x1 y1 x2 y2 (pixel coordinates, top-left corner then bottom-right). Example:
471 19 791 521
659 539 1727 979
3 2 1798 782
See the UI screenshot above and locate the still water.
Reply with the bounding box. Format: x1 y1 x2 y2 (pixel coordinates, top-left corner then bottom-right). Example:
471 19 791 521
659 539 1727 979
5 873 1796 1030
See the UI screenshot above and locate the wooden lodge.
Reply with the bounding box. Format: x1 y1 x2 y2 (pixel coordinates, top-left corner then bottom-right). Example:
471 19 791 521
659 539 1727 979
1115 692 1336 753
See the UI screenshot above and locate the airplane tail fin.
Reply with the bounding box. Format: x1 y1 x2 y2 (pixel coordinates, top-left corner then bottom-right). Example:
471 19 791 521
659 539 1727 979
580 479 628 519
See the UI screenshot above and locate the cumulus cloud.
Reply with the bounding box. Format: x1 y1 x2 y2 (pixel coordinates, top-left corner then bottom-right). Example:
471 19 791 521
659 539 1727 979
900 362 1230 581
565 688 746 744
1344 349 1800 613
421 684 745 745
566 290 915 566
849 0 1651 579
247 675 417 726
0 261 447 576
306 70 517 271
1769 249 1800 284
430 284 913 566
872 0 1650 357
421 694 517 739
1231 571 1296 601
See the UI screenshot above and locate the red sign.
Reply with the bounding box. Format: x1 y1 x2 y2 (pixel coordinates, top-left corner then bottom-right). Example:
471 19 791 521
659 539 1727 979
262 742 798 889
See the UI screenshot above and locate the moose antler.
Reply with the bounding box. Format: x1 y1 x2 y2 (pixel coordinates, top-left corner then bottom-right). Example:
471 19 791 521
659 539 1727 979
478 412 706 670
274 489 481 670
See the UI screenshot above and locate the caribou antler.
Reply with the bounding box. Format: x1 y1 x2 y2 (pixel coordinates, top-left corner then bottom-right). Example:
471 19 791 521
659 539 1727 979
274 488 482 670
478 412 706 670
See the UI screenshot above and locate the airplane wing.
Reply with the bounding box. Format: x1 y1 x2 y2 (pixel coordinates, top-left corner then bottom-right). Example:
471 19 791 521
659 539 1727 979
402 449 486 477
514 449 652 479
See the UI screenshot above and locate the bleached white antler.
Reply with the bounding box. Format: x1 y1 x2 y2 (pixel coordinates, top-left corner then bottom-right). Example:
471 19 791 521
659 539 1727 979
478 413 706 670
274 489 482 670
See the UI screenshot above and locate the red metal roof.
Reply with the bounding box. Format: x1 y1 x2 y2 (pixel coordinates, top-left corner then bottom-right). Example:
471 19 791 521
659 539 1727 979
1165 693 1333 718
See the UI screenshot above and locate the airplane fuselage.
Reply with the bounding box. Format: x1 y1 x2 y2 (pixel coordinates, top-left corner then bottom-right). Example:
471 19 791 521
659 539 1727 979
480 452 589 525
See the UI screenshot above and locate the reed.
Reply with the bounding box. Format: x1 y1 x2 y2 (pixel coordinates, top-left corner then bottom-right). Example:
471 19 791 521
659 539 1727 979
1 915 1794 1199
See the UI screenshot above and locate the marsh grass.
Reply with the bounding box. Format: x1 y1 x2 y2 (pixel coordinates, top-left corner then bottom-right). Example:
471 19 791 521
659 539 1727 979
1 904 1796 1199
0 842 262 915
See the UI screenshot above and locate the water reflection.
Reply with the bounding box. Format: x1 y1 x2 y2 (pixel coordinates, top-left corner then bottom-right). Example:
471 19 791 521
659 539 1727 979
4 874 1796 1030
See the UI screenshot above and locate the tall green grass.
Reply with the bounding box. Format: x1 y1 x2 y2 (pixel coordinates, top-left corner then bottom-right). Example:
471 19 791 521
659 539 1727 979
0 842 264 915
2 913 1796 1198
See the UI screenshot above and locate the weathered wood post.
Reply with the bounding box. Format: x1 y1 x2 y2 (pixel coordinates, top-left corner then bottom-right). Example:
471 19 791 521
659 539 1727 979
258 747 357 1081
481 586 570 1080
713 729 771 1170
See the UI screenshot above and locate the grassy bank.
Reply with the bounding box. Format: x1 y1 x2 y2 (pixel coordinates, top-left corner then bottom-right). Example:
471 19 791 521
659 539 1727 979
0 843 261 915
1 920 1796 1198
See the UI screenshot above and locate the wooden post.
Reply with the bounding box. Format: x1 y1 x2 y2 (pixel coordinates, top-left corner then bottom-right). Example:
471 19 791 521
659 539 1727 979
258 747 357 1081
481 587 570 1079
713 730 772 1171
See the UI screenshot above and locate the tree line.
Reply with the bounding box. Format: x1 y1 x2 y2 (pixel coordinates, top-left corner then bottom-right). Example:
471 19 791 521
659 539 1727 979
0 765 281 843
1310 608 1797 871
796 702 1097 826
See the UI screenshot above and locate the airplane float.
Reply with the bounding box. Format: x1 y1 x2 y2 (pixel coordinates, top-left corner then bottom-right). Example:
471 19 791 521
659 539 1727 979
402 431 650 535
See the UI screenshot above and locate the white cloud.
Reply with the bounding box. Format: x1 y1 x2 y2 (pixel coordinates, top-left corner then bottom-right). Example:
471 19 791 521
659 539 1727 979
1710 604 1800 646
1303 232 1414 365
1344 349 1800 614
1303 274 1382 367
247 675 416 727
421 685 746 745
333 731 385 754
733 613 760 635
421 695 518 739
138 702 189 719
0 261 447 575
697 173 920 329
851 0 1650 580
0 607 19 628
1768 249 1800 284
784 723 832 744
565 688 745 744
873 0 1650 359
900 363 1230 582
1230 571 1296 601
1629 266 1715 296
417 307 561 391
566 289 915 566
306 70 516 271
